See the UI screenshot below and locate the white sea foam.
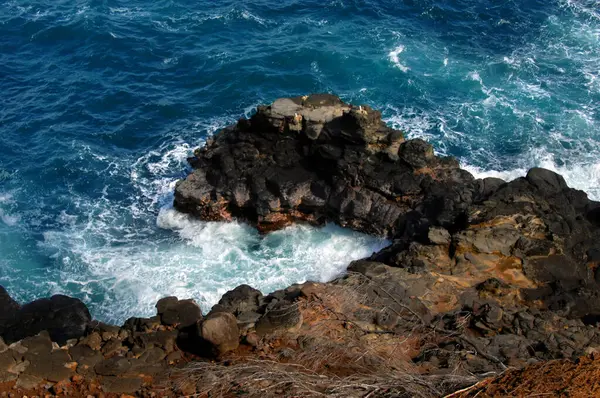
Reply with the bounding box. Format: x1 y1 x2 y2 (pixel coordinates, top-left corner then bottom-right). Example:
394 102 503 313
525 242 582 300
384 105 438 142
463 149 600 201
467 71 483 84
0 209 19 226
560 0 600 21
0 192 19 226
41 202 388 322
35 129 389 323
240 10 268 26
108 7 150 19
388 45 410 72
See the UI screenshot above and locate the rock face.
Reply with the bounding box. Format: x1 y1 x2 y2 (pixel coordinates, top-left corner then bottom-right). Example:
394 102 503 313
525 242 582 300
0 286 20 335
174 95 600 319
174 94 474 235
172 94 600 378
175 95 600 324
3 96 600 396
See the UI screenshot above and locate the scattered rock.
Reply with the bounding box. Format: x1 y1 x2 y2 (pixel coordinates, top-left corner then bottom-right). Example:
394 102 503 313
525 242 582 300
69 344 103 375
100 376 142 394
101 338 123 357
81 332 102 351
157 298 202 328
197 312 240 356
15 374 43 390
122 317 161 333
255 301 302 336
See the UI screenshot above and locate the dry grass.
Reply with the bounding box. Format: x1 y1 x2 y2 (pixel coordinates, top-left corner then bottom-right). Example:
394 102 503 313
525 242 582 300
175 359 477 398
173 271 489 397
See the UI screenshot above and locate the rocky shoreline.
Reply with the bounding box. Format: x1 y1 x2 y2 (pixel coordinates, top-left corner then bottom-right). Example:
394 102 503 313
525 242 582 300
2 94 600 397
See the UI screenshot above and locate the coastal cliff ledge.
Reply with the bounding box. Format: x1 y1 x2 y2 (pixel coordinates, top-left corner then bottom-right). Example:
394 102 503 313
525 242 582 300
2 94 600 397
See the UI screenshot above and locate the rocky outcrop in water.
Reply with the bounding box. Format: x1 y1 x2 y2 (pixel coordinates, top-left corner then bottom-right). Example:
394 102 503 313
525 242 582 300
2 95 600 396
174 94 474 235
175 94 600 321
172 94 600 391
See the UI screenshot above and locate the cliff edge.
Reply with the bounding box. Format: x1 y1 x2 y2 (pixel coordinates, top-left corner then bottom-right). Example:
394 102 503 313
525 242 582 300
2 94 600 397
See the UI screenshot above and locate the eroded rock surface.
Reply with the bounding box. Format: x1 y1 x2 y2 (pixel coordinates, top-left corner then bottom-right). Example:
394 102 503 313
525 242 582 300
174 94 474 235
175 94 600 324
171 94 600 383
3 96 600 397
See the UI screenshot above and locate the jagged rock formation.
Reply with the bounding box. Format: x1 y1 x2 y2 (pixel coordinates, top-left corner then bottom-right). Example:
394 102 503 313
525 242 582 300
174 94 474 235
175 94 600 320
2 95 600 397
172 94 600 381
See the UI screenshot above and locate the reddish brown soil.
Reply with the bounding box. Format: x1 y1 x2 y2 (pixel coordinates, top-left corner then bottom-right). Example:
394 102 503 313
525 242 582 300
455 355 600 398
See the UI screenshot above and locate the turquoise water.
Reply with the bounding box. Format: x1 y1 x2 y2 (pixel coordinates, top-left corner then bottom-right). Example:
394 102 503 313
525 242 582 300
0 0 598 322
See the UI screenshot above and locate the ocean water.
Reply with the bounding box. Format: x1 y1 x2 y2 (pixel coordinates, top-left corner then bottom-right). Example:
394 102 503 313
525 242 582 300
1 0 598 323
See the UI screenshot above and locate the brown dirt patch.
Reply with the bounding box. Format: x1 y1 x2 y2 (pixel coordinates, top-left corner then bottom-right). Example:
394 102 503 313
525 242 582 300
452 355 600 397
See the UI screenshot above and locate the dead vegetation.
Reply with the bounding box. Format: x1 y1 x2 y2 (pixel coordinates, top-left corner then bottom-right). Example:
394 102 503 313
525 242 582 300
172 272 489 397
175 359 477 398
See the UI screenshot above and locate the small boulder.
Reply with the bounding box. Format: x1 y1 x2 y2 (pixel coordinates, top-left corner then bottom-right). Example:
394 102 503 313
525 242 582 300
198 312 240 356
211 285 262 315
156 296 179 314
428 227 451 245
122 316 161 332
95 356 132 376
87 321 120 341
134 330 178 354
526 168 567 194
156 297 202 328
2 295 91 345
69 344 103 375
255 301 302 336
81 331 102 351
101 338 124 356
398 139 435 169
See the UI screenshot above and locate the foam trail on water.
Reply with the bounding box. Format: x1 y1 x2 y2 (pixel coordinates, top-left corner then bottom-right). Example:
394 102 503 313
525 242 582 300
32 137 389 324
388 45 410 72
463 154 600 201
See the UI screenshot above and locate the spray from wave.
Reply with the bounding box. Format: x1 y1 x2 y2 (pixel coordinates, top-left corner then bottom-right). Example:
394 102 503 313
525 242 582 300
31 135 388 324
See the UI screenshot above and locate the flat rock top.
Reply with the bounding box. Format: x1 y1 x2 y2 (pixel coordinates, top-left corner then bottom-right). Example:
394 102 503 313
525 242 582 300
270 94 350 123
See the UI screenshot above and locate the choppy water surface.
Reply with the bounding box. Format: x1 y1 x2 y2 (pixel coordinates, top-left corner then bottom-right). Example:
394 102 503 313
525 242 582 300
0 0 598 322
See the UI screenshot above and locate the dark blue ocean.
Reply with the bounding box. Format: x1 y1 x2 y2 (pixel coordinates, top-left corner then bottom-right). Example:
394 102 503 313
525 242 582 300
1 0 599 323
